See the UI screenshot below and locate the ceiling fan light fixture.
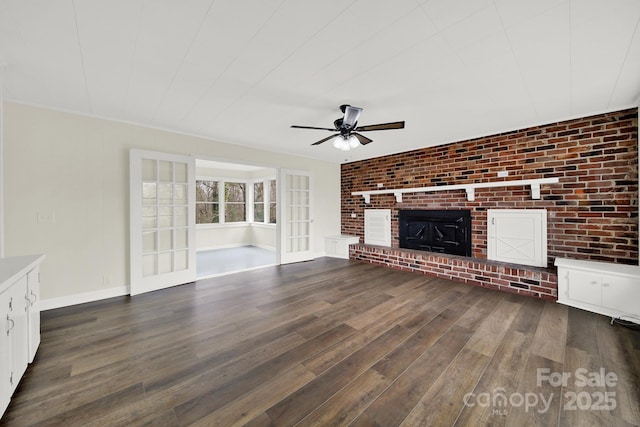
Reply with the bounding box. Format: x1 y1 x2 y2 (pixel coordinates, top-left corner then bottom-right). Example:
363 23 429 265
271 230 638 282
333 135 355 151
348 135 360 148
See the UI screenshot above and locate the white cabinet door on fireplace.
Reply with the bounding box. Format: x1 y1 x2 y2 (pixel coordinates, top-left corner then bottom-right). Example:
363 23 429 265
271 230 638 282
487 209 547 267
364 209 391 247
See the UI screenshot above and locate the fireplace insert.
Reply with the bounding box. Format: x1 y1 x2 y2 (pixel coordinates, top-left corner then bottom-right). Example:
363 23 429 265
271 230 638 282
398 210 471 256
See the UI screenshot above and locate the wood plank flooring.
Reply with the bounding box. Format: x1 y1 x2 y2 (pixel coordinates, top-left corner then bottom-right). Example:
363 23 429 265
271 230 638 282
2 257 639 426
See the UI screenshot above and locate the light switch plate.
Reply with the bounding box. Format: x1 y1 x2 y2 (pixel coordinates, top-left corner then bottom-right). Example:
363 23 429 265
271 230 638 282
37 212 56 224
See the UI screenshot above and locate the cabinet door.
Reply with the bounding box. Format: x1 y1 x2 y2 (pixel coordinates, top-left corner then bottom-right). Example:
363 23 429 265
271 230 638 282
27 266 41 363
487 209 547 267
567 270 602 306
365 209 391 246
602 276 640 317
0 289 11 416
325 238 338 257
7 277 28 394
335 240 349 258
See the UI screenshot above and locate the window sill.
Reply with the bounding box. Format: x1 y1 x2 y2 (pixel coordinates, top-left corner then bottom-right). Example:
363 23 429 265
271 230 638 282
196 222 276 230
197 222 250 229
251 223 276 229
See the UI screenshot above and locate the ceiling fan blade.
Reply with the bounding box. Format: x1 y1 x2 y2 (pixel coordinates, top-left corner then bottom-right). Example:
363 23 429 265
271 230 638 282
291 125 337 131
342 105 363 128
353 133 373 145
355 121 405 132
311 133 340 146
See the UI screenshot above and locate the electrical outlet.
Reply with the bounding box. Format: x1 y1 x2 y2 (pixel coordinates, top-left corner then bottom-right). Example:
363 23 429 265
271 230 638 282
377 183 384 188
351 213 357 218
37 212 56 224
498 171 509 178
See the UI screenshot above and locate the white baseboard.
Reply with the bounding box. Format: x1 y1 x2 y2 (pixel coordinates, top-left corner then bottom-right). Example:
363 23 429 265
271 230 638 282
197 243 276 252
41 285 129 311
251 243 276 251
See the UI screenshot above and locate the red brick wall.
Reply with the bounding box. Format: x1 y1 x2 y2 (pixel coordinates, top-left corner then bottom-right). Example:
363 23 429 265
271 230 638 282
342 108 639 266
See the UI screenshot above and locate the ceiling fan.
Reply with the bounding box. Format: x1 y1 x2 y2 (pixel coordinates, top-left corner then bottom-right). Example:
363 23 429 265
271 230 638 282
291 105 405 151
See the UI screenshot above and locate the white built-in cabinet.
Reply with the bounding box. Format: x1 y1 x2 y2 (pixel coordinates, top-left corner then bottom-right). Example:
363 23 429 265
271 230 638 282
325 235 360 259
0 255 44 417
555 257 640 323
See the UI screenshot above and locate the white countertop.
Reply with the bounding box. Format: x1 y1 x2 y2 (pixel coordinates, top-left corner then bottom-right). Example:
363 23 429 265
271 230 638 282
0 254 46 294
325 235 360 240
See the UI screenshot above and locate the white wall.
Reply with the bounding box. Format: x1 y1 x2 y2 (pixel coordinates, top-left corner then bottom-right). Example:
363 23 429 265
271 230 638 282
251 224 276 249
196 224 253 250
196 224 276 251
3 102 341 306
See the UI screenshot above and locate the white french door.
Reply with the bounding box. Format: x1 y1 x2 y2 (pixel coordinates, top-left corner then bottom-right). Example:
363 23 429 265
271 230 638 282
129 149 196 295
279 169 314 264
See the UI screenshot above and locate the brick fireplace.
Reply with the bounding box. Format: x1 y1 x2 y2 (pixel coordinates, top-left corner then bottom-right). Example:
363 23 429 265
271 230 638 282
341 108 638 300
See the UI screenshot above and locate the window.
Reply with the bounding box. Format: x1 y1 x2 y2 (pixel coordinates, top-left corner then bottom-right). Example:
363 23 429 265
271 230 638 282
254 182 265 222
268 179 277 224
225 182 246 222
252 179 276 223
196 180 219 224
196 178 275 225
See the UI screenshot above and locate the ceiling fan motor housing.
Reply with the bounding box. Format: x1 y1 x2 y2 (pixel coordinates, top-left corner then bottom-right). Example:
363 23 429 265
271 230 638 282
334 118 357 135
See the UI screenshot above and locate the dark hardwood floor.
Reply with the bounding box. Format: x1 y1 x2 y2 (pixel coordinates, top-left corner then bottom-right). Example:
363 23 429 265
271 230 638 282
2 257 639 426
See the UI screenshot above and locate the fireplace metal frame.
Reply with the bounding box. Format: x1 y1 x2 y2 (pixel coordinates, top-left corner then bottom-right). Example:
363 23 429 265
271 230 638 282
398 209 472 257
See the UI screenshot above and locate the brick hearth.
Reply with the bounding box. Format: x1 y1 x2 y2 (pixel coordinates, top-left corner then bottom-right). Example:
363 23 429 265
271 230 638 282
351 244 558 301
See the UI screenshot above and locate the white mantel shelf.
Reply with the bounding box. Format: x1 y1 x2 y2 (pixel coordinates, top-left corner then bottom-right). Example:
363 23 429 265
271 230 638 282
352 177 560 203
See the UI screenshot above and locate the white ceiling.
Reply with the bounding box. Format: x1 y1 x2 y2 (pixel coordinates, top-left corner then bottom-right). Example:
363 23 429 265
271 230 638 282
1 0 639 164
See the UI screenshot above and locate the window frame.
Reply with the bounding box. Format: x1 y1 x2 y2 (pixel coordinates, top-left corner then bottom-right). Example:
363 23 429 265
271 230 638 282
224 181 248 223
195 179 221 225
253 181 265 223
196 175 276 227
267 178 277 224
253 177 277 225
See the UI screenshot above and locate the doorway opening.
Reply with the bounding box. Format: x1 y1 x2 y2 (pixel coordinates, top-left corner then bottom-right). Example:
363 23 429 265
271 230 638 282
195 159 277 279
